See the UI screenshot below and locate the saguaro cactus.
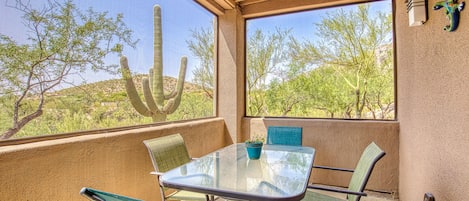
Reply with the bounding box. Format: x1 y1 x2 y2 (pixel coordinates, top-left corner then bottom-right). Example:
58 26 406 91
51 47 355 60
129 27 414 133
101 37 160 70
120 5 187 122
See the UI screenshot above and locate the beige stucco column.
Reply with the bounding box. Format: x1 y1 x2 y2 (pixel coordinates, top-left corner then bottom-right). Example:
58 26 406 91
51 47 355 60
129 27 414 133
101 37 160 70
217 8 245 143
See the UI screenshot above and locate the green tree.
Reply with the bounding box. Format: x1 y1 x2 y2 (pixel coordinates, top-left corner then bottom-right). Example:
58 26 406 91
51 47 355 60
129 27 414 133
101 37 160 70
169 92 213 121
246 28 291 116
0 0 136 139
187 26 215 99
363 44 394 119
266 77 307 117
299 66 353 118
289 5 393 119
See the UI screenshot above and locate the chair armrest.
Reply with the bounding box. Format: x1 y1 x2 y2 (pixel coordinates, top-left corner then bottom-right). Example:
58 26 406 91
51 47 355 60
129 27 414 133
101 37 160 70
151 171 167 187
307 184 367 196
313 165 354 172
150 171 164 176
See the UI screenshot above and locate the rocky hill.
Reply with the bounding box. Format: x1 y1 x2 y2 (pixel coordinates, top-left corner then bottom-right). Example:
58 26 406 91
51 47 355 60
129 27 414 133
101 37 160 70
54 75 202 96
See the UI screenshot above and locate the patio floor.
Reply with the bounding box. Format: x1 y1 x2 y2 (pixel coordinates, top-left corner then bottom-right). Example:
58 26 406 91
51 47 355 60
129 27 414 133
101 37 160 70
214 189 398 201
308 188 398 201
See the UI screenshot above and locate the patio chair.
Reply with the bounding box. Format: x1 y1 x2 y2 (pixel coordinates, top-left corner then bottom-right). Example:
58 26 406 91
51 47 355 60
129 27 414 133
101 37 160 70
266 126 303 146
302 142 385 201
143 134 214 201
79 187 142 201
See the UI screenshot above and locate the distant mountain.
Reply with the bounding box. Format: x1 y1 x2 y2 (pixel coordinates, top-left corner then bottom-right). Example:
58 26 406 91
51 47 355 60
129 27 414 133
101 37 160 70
53 75 203 96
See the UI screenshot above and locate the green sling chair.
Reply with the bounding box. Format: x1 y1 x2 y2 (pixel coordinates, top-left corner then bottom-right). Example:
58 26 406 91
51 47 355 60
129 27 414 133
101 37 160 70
143 134 214 201
80 187 142 201
302 142 385 201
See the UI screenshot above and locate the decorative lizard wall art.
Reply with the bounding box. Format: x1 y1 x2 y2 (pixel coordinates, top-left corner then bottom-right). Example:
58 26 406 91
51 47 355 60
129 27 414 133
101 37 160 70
434 0 465 32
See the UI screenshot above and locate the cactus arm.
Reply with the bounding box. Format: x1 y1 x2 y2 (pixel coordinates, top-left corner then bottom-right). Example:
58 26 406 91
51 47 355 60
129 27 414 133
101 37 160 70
163 57 187 113
164 77 176 98
165 57 188 99
175 57 188 95
149 69 154 92
120 56 152 117
163 99 175 114
164 91 176 99
165 96 181 114
142 78 161 113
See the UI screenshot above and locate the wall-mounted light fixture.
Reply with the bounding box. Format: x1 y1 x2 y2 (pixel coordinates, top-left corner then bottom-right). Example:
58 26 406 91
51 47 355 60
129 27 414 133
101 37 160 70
406 0 428 26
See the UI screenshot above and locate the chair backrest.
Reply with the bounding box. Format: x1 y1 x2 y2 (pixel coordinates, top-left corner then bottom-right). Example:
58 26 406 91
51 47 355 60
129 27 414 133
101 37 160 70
80 187 142 201
266 126 302 146
143 133 191 173
346 142 386 201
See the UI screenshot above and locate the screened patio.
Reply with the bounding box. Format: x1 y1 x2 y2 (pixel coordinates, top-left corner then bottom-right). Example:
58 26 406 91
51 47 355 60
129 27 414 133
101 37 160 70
0 0 468 201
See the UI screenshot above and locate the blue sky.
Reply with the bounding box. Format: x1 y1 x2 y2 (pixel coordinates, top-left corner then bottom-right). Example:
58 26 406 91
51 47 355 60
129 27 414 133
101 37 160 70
74 0 215 83
247 0 392 41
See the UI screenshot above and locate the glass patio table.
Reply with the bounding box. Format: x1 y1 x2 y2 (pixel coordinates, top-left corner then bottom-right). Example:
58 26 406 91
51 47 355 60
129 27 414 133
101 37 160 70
160 143 316 201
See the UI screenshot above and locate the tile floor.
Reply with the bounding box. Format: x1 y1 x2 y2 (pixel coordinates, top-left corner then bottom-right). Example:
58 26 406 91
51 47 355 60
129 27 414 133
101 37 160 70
215 189 398 201
308 188 398 201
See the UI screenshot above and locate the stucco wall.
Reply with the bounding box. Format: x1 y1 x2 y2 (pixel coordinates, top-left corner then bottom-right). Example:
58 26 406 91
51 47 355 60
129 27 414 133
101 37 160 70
396 1 469 200
0 118 227 201
217 8 246 144
243 118 399 194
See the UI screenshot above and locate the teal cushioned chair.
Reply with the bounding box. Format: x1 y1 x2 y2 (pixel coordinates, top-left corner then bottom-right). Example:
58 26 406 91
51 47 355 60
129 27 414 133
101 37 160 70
80 187 142 201
267 126 303 146
143 134 214 201
302 142 385 201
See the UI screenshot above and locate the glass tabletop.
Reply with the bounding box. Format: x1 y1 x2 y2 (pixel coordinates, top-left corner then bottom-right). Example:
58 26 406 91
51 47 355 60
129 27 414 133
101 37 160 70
160 143 316 201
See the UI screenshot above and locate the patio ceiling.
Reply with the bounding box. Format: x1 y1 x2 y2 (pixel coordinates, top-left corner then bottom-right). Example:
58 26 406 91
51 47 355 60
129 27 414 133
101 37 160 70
195 0 369 18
